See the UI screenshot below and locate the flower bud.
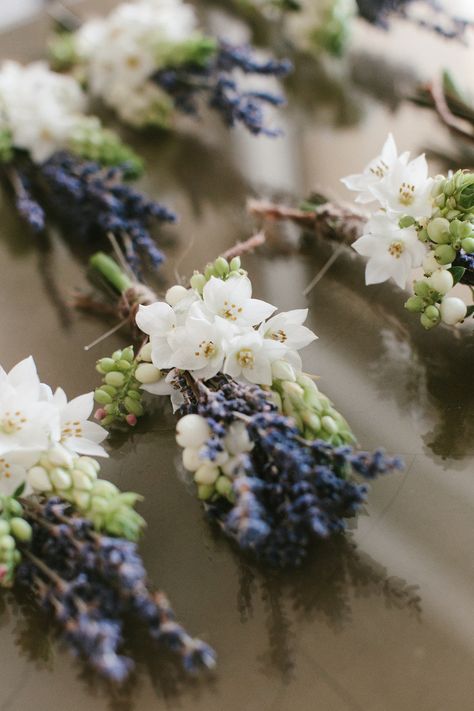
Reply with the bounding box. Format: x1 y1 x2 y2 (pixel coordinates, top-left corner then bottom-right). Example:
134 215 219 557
427 217 451 243
115 359 132 372
224 422 252 455
422 252 443 275
0 535 15 551
0 521 9 538
214 257 230 277
428 269 453 295
176 414 210 448
197 484 214 500
229 257 241 271
138 342 152 362
182 447 202 472
420 305 440 329
50 467 72 490
135 363 162 384
434 244 456 265
194 464 220 486
124 396 144 416
165 284 188 307
271 360 296 382
74 491 91 510
121 347 134 362
104 371 126 388
215 475 233 498
190 272 207 293
439 297 467 325
7 499 22 516
10 518 32 542
302 412 322 432
49 444 75 468
75 457 100 478
461 237 474 253
321 415 338 435
126 414 137 426
72 468 94 491
96 357 115 373
404 296 425 313
92 480 119 497
94 388 113 405
281 381 305 401
28 465 53 492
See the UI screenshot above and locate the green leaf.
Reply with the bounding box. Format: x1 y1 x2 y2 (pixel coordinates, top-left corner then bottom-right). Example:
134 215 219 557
449 266 466 285
13 482 26 499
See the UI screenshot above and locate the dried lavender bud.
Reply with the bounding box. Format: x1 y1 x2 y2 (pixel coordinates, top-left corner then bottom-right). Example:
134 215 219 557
153 41 291 136
16 497 215 682
175 375 402 568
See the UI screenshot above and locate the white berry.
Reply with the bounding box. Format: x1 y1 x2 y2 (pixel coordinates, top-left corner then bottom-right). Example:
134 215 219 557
182 447 202 472
194 463 219 486
428 269 453 295
165 285 188 307
439 297 467 325
176 414 211 448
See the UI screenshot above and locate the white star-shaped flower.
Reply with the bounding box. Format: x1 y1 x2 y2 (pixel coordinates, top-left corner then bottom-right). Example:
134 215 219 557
370 154 434 219
353 213 427 289
223 330 285 386
341 134 409 204
202 275 276 327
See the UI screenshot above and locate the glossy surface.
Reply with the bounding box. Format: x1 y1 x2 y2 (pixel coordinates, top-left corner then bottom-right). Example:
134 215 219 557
0 4 473 710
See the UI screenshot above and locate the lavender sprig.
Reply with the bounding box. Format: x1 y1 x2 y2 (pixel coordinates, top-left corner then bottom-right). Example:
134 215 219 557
176 376 402 568
153 42 291 136
16 497 215 682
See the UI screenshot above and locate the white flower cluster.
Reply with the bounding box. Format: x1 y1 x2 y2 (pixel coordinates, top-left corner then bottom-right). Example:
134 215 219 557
75 0 198 126
342 134 470 327
0 61 87 162
135 269 317 392
0 356 107 496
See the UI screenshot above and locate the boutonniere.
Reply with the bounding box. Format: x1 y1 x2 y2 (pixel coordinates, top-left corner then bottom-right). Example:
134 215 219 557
342 134 474 328
49 0 291 136
0 61 175 274
82 248 402 568
0 356 214 680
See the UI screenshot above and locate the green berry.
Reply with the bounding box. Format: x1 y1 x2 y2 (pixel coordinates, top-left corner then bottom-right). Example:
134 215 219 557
434 244 456 265
427 217 451 243
461 236 474 253
94 388 113 405
10 518 32 542
405 295 425 313
104 371 126 388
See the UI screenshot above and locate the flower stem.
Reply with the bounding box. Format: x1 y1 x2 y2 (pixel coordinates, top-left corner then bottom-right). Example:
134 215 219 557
90 252 133 294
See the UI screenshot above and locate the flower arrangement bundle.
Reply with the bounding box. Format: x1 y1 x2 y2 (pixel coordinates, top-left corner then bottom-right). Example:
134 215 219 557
85 251 402 569
0 356 215 681
230 0 473 57
343 134 474 328
49 0 292 136
0 61 176 274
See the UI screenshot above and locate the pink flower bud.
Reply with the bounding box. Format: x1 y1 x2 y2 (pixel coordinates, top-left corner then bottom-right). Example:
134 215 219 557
94 408 107 421
126 414 137 427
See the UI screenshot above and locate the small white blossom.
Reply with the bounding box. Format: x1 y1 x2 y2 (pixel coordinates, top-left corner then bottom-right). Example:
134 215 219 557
259 308 317 350
341 134 409 204
370 154 434 219
353 214 427 289
202 275 276 327
136 301 178 369
223 330 284 385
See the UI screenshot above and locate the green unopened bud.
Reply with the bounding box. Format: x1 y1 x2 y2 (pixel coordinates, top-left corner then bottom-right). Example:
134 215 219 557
121 346 135 362
72 469 94 491
204 264 214 280
0 535 15 551
420 305 440 329
190 272 207 292
101 384 117 397
138 342 152 362
427 217 451 243
7 499 23 516
214 257 230 277
413 280 432 298
105 371 126 388
399 215 416 228
215 475 233 499
434 244 456 265
302 412 322 432
229 257 241 271
281 381 305 400
417 227 429 242
96 357 115 373
92 480 119 497
135 362 161 384
405 295 425 313
197 484 215 500
75 458 99 479
271 360 296 382
112 350 123 361
94 388 113 405
124 396 144 416
321 415 338 435
50 467 72 490
0 521 10 536
461 236 474 253
115 359 132 372
10 518 32 542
